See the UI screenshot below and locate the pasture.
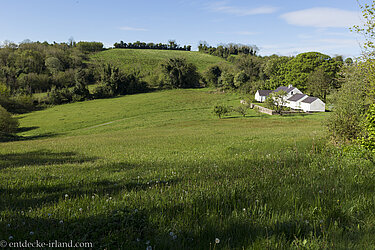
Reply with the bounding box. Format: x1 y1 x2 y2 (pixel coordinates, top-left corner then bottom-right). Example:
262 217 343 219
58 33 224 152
1 89 374 249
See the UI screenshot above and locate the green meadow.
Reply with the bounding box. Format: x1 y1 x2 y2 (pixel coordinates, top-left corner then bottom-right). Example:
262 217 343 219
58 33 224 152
1 89 375 249
91 49 230 75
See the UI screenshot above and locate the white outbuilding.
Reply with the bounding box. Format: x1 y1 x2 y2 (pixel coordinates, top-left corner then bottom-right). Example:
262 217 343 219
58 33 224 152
255 90 272 102
286 93 308 110
300 97 325 112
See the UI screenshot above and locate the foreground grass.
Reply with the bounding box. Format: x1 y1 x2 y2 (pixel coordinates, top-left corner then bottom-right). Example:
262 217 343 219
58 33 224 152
1 89 374 249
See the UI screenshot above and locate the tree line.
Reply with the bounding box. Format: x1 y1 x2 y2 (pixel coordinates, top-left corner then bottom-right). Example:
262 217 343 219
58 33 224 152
114 40 192 51
198 42 258 58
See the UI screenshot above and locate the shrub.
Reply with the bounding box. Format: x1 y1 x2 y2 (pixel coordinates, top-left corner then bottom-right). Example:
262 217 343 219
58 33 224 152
326 66 368 143
359 104 375 152
160 58 200 89
92 84 114 99
48 87 73 105
0 105 19 134
234 105 248 117
213 105 231 118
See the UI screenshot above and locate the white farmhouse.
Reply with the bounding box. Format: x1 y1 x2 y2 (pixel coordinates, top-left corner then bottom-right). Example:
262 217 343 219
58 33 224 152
255 90 272 102
300 97 325 112
286 93 308 110
273 85 303 101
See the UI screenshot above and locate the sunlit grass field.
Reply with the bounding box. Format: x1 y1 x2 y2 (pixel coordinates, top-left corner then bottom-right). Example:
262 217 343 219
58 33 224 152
1 89 375 249
91 49 230 75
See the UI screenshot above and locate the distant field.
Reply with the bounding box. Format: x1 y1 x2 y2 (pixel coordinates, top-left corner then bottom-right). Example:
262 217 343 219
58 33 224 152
1 89 374 249
91 49 230 75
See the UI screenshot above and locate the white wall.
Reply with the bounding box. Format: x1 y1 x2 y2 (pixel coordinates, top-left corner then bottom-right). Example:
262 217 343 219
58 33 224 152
255 91 267 102
289 96 308 110
301 99 325 112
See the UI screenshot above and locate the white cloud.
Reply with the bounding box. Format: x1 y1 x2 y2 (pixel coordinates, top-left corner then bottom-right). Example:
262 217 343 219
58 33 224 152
261 38 361 57
119 26 148 31
281 7 361 28
207 1 278 16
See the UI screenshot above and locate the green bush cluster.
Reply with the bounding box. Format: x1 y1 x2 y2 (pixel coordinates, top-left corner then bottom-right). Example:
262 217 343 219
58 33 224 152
0 105 19 135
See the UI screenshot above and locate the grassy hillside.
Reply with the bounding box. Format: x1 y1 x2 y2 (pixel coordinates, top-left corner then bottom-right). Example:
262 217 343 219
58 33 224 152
91 49 230 75
1 89 374 249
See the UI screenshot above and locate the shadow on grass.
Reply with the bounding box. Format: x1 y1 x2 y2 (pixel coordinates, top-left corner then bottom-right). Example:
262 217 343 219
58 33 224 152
0 149 98 169
0 132 59 142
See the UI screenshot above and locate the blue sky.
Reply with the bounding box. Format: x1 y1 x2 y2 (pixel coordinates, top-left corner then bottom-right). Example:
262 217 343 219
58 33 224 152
0 0 367 57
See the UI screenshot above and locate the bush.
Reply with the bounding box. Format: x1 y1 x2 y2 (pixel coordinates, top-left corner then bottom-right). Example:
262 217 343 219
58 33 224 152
326 66 368 143
160 58 200 89
359 104 375 152
213 105 231 118
0 105 19 134
92 84 114 99
48 87 73 105
234 105 248 117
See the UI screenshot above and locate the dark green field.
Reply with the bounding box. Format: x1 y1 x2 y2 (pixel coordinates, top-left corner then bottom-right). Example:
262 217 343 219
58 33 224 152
1 89 374 249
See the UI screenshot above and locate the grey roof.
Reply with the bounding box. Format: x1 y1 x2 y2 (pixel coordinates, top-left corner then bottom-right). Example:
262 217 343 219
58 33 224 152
274 86 295 94
301 96 319 104
257 90 273 96
287 93 307 102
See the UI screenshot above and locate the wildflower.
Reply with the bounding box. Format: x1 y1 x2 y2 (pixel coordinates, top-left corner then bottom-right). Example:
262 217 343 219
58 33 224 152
7 224 10 227
79 208 83 212
48 213 51 217
305 220 309 224
146 240 150 245
134 209 138 213
146 246 152 250
9 236 13 240
169 232 174 236
65 194 68 198
319 190 323 194
320 220 324 224
29 231 34 235
215 238 220 244
243 208 246 212
136 238 141 242
173 235 177 240
59 220 64 224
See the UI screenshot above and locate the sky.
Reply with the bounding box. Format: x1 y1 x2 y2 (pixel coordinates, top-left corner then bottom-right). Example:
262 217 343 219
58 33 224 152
0 0 368 58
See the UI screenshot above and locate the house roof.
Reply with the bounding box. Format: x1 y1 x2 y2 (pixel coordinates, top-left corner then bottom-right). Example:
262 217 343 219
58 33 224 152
257 90 273 96
287 93 307 102
301 96 319 104
274 86 295 94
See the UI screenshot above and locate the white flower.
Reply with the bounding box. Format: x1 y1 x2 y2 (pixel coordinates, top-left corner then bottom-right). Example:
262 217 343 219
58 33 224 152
59 220 64 224
243 208 246 211
215 238 220 244
29 231 34 235
79 208 83 212
136 238 140 242
9 236 13 240
65 194 68 198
